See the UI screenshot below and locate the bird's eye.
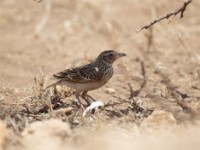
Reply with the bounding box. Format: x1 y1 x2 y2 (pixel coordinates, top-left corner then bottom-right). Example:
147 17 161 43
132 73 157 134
108 53 114 57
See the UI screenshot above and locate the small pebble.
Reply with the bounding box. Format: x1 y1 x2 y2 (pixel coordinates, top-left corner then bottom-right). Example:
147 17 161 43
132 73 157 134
105 88 116 94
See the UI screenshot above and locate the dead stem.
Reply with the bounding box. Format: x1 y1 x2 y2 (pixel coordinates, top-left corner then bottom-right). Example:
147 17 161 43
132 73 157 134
137 0 192 32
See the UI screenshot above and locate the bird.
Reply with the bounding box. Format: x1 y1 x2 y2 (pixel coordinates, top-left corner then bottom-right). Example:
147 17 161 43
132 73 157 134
46 50 126 106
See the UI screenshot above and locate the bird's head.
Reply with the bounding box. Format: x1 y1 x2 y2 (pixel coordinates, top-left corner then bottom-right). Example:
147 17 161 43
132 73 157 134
96 50 126 65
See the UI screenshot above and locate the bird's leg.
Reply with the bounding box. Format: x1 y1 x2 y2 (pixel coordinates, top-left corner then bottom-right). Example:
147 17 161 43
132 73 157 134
81 91 95 105
75 93 84 106
75 93 89 107
85 94 96 102
81 92 105 116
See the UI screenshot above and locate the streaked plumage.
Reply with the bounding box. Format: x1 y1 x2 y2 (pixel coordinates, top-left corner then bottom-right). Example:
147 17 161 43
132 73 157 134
47 50 126 105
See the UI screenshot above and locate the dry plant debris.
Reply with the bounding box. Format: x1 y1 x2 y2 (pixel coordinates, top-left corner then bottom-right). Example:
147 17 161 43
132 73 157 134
0 0 200 150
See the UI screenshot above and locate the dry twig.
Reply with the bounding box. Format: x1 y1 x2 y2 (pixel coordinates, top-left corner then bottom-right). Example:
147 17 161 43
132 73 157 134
35 0 52 35
155 69 197 116
137 0 192 32
34 0 42 3
128 60 147 99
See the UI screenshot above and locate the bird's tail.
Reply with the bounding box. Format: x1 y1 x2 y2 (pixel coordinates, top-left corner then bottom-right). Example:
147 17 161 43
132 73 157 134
43 76 61 89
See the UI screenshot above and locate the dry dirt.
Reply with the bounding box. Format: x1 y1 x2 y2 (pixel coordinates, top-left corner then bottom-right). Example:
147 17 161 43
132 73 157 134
0 0 200 150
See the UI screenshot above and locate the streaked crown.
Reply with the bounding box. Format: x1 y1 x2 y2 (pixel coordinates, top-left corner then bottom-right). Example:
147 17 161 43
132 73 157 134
96 50 126 65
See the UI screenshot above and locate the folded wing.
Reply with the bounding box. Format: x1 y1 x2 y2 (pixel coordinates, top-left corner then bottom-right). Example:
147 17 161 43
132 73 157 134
53 64 103 83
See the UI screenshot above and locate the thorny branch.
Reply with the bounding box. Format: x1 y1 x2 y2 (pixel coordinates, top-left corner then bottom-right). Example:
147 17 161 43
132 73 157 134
137 0 193 32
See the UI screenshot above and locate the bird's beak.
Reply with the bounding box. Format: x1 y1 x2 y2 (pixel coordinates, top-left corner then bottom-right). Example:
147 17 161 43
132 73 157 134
117 52 126 58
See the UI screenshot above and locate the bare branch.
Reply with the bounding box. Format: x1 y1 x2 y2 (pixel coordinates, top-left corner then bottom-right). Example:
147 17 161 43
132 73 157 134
128 60 147 99
137 0 192 32
155 69 198 116
34 0 42 3
35 0 52 35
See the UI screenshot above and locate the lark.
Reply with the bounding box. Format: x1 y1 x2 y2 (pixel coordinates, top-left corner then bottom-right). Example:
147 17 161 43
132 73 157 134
47 50 126 105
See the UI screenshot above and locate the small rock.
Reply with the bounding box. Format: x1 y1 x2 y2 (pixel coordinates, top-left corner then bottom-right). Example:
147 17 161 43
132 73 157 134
140 110 177 132
0 120 10 150
105 88 116 94
22 119 72 150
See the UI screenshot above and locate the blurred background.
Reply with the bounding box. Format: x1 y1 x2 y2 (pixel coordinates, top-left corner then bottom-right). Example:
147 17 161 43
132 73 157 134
0 0 200 99
1 1 200 150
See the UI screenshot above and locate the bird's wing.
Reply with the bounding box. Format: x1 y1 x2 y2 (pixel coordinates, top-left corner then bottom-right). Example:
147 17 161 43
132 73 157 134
53 64 103 83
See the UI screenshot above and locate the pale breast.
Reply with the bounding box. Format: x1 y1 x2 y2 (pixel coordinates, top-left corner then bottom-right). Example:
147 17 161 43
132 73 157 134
60 80 108 93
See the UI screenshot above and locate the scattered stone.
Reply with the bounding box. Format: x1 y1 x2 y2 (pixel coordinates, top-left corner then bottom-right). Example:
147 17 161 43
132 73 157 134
105 88 116 94
140 110 177 132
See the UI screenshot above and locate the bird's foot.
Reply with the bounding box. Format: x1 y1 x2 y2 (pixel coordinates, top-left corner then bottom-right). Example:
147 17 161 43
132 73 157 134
82 101 104 117
81 94 95 106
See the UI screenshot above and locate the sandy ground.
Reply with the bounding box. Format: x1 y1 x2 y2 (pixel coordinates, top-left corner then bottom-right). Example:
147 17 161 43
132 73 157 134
0 0 200 150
